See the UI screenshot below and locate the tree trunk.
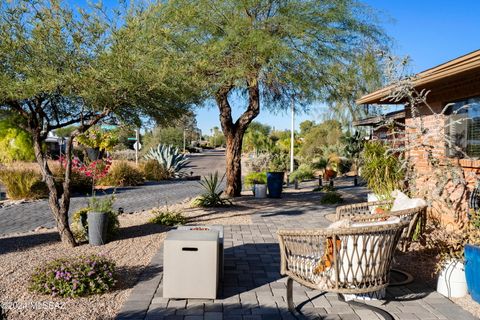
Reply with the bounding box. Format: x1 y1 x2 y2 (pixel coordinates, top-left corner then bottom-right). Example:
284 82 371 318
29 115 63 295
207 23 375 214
225 131 245 197
33 135 77 247
216 78 260 197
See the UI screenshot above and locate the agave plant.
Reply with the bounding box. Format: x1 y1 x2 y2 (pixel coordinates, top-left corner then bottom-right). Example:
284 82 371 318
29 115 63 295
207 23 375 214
193 171 232 207
144 144 190 178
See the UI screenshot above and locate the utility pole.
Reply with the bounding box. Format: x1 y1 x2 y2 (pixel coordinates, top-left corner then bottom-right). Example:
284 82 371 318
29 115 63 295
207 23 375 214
290 97 295 173
135 128 139 166
183 129 186 153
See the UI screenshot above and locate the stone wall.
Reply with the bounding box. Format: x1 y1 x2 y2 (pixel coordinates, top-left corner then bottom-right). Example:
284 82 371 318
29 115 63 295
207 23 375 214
404 100 480 226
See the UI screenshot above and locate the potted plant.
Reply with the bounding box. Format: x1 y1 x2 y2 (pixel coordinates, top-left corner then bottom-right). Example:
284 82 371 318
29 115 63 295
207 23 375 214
435 228 468 298
359 141 404 202
267 154 287 198
245 172 267 198
464 208 480 303
87 195 115 246
62 155 114 246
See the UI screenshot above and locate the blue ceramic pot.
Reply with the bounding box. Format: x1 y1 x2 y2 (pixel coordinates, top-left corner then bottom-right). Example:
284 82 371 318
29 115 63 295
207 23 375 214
267 172 284 198
465 244 480 302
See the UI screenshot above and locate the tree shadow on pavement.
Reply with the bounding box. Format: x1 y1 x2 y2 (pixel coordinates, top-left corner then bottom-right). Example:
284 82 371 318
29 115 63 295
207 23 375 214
0 231 60 255
113 223 170 241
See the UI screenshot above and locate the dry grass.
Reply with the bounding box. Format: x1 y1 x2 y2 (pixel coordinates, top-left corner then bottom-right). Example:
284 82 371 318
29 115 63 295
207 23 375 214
1 160 60 172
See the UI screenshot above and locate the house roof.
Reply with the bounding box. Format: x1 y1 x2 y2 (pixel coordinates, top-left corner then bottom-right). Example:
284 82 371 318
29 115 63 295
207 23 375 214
356 49 480 105
352 109 405 127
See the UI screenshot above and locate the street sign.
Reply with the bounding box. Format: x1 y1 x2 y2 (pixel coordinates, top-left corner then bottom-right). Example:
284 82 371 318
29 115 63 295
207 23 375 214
127 137 137 141
133 142 142 151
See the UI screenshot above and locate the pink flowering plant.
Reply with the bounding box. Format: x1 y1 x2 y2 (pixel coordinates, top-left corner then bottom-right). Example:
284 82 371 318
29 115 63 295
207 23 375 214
29 254 116 298
59 156 112 195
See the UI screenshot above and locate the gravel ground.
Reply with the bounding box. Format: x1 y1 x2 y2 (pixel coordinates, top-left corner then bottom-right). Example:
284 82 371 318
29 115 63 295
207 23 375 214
0 213 168 320
0 198 251 320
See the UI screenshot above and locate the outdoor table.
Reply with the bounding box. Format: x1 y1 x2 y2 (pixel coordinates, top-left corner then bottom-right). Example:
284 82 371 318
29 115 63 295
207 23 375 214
163 229 219 299
177 225 224 280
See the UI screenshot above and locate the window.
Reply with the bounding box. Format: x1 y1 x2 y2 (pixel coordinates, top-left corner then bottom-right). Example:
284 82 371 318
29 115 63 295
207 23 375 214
446 97 480 158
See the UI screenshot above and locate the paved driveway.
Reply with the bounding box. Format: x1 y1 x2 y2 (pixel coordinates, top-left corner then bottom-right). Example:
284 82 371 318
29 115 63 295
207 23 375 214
0 150 225 236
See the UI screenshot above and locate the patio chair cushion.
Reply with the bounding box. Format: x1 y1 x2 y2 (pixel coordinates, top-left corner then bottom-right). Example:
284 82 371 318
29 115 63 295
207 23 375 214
391 191 427 212
337 217 401 283
315 217 401 284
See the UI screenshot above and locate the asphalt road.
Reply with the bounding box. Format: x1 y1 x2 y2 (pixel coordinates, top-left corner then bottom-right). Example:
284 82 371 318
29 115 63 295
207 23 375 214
0 150 226 236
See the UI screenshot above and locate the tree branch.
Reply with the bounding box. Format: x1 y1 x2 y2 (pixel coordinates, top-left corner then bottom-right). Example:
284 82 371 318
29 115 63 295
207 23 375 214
215 85 235 136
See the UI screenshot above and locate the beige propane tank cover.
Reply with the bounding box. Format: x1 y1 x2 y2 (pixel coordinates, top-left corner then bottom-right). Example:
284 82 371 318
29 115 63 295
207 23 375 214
163 230 219 299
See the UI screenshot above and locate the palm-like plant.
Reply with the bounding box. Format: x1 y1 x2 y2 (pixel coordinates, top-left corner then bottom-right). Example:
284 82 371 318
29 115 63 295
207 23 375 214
144 144 190 178
193 171 232 207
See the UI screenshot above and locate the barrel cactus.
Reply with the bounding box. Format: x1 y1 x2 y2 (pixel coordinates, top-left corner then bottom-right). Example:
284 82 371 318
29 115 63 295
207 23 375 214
144 144 190 178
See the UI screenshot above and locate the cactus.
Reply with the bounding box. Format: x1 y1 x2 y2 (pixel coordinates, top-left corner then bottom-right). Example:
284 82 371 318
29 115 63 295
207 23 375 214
144 144 190 178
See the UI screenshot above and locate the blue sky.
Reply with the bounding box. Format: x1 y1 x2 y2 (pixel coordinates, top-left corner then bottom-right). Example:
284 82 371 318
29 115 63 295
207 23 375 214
70 0 480 135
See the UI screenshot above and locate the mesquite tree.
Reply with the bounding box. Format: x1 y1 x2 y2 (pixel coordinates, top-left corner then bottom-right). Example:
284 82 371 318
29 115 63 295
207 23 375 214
0 0 199 246
147 0 388 196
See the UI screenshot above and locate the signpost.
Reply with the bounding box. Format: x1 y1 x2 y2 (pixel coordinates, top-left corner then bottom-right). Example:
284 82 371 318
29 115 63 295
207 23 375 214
135 129 140 165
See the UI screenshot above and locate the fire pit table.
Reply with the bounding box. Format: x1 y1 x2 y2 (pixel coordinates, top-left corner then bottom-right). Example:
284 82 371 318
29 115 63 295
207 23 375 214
177 225 224 280
163 228 221 299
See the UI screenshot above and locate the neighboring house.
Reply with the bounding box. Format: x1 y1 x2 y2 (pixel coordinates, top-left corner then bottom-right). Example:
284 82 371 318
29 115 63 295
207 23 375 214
356 49 480 224
45 132 67 159
353 109 406 148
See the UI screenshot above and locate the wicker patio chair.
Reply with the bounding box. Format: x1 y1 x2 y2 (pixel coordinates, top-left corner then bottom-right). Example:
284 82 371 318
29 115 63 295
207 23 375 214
277 220 409 318
335 200 427 251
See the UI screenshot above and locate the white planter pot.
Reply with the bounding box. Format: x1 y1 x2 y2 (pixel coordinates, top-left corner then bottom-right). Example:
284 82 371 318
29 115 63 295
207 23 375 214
254 184 267 198
437 260 468 298
367 193 380 203
367 193 381 214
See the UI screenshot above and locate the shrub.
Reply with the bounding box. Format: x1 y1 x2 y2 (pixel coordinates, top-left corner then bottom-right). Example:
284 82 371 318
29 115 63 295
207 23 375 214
110 149 136 161
70 204 120 242
53 167 92 194
192 172 232 207
144 144 190 177
244 172 267 188
30 255 116 298
98 161 144 186
320 191 343 204
0 168 48 200
338 158 353 174
70 208 89 242
245 153 271 172
140 159 170 181
289 164 314 183
0 118 35 162
360 141 404 199
268 153 289 172
149 209 187 226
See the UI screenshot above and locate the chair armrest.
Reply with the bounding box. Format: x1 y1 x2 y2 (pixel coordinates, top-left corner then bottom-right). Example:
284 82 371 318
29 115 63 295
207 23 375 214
335 200 393 221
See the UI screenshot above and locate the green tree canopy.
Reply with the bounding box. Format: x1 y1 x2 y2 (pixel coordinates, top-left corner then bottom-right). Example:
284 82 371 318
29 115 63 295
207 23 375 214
143 0 388 196
0 0 201 246
299 120 315 136
299 120 343 159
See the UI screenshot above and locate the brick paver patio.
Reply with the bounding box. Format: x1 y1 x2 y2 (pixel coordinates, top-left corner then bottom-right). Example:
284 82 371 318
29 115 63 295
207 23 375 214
116 184 478 320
